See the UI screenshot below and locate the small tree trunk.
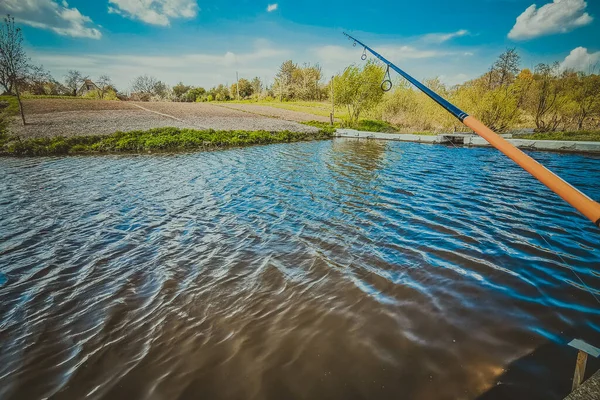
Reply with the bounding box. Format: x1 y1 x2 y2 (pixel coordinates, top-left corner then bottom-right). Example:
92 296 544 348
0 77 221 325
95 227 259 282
15 86 25 125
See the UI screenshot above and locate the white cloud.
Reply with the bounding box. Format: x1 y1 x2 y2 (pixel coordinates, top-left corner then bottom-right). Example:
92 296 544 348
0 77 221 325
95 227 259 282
31 43 289 91
0 0 101 39
438 73 471 86
108 0 199 26
314 44 462 67
508 0 593 40
267 3 278 12
422 29 469 43
560 47 600 71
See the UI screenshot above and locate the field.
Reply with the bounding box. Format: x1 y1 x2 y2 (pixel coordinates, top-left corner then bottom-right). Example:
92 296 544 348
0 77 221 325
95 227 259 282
8 98 328 139
225 100 350 120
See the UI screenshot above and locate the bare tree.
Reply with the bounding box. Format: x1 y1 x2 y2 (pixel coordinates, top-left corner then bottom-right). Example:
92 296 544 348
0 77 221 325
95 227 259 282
130 75 168 101
131 75 159 94
0 15 28 125
27 64 52 95
97 74 112 99
64 70 87 96
486 48 521 89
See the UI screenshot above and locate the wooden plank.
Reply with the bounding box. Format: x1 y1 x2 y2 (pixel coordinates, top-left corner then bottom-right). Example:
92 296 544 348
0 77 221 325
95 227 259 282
569 339 600 358
572 350 589 392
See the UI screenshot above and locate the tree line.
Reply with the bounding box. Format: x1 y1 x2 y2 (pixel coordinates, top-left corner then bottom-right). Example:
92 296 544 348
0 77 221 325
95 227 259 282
130 61 327 103
335 50 600 133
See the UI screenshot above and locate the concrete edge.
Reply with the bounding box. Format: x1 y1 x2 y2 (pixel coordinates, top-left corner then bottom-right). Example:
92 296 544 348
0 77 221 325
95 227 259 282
335 129 600 154
564 369 600 399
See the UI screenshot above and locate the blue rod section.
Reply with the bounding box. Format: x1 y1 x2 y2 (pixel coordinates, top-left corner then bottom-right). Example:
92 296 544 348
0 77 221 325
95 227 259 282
343 33 469 122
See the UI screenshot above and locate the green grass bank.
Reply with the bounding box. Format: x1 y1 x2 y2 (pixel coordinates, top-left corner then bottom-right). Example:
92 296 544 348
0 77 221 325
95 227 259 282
0 127 333 157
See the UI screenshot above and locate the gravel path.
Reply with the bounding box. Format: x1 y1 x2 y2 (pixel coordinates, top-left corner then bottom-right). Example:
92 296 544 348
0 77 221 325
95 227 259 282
215 103 333 123
11 100 319 139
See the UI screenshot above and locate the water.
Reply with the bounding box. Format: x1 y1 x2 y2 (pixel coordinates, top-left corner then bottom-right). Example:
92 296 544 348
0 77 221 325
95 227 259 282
1 139 599 400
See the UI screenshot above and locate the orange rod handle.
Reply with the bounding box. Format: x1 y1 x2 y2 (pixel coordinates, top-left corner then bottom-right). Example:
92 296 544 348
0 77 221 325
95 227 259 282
463 116 600 227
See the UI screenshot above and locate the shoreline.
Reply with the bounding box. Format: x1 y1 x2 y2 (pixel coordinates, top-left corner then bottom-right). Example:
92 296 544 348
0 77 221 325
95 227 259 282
0 127 333 157
336 129 600 154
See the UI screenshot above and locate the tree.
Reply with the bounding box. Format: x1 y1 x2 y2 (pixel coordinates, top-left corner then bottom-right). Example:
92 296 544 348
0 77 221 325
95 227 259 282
26 64 52 95
208 84 230 101
296 63 322 100
185 87 206 102
173 82 191 101
333 61 386 124
96 75 113 99
230 78 253 99
522 63 565 131
0 15 28 125
64 70 88 96
453 78 520 133
250 77 263 98
487 48 521 89
570 72 600 130
130 75 168 101
0 60 12 94
274 60 297 101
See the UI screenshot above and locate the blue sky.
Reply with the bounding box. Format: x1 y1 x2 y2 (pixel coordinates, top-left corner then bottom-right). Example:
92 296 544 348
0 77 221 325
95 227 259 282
1 0 598 91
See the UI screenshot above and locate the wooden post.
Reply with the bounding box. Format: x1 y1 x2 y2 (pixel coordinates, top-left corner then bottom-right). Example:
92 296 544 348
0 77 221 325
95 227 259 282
330 75 334 126
572 350 588 391
15 84 26 125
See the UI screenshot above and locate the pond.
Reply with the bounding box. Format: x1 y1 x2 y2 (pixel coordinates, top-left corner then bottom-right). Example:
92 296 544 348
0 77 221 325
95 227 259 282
1 139 599 400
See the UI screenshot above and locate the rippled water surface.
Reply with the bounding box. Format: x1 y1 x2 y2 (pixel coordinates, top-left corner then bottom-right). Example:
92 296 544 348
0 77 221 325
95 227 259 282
1 139 600 400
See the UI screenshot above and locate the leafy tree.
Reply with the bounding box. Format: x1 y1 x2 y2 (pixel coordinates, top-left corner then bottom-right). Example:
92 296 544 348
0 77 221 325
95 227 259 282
453 79 520 132
0 15 28 125
208 84 230 101
295 63 322 100
273 60 297 100
333 61 386 124
173 82 191 101
250 77 262 97
520 63 567 131
230 78 253 99
570 72 600 130
185 87 206 102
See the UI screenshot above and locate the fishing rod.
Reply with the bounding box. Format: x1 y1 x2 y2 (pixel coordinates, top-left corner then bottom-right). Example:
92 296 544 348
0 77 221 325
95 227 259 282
343 32 600 228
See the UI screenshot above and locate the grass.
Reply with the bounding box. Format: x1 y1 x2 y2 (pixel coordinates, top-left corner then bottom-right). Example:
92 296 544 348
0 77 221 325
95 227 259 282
0 95 20 143
351 119 398 133
513 131 600 142
0 127 334 156
301 120 339 134
300 119 400 134
0 95 20 117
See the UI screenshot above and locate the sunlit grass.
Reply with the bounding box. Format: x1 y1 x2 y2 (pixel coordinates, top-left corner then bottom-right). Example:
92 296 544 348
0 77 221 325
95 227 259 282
0 127 333 156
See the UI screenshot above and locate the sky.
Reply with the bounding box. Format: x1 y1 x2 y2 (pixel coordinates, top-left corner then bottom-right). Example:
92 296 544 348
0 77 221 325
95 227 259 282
0 0 599 91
